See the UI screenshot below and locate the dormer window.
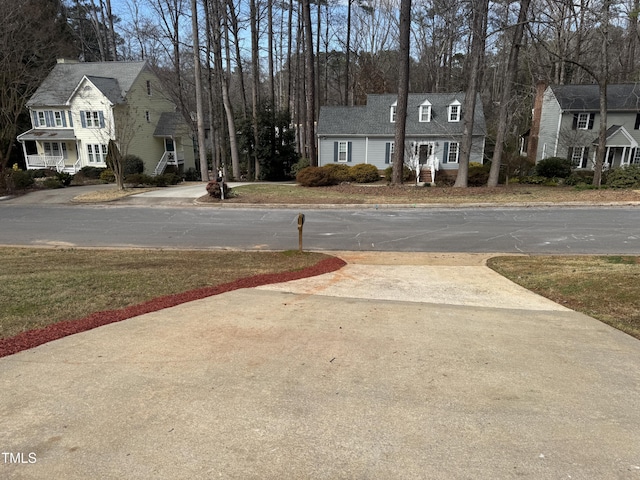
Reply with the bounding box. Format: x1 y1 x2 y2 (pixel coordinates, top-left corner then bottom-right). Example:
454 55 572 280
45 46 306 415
419 101 432 122
448 101 461 122
390 101 397 123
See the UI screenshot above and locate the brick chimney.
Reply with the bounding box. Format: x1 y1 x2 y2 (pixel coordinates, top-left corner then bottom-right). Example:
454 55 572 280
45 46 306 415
527 80 547 164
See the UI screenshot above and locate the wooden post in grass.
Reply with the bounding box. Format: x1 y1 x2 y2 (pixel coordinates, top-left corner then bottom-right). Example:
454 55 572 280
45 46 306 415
297 213 305 252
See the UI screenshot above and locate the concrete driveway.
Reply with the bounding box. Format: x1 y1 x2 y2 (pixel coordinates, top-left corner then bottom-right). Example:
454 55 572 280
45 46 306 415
2 252 639 479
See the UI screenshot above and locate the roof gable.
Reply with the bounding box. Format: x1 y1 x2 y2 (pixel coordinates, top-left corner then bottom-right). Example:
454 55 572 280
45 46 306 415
27 61 148 107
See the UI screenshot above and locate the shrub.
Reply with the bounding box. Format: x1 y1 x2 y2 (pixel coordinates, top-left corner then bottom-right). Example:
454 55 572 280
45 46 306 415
10 170 35 190
350 163 380 183
296 166 336 187
536 157 572 178
384 165 413 182
145 173 182 187
183 167 200 181
290 157 310 178
30 169 50 179
100 168 115 183
605 165 640 188
323 163 353 183
55 172 73 187
124 173 153 186
468 162 490 187
206 180 232 198
79 166 105 180
43 177 63 189
565 170 594 186
519 175 548 185
123 155 144 175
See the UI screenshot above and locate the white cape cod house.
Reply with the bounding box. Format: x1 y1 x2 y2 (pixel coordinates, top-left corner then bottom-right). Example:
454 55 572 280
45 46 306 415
17 59 195 175
317 93 486 180
525 83 640 169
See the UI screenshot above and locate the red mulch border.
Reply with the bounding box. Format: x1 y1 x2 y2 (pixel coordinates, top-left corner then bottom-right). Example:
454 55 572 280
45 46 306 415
0 256 346 359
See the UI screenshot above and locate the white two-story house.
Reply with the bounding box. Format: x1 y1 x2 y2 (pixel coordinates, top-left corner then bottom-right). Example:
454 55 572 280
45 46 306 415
17 59 195 176
316 93 486 179
525 83 640 169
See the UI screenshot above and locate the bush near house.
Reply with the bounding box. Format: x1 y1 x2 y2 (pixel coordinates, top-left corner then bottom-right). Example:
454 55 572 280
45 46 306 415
605 165 640 188
468 162 491 186
296 166 336 187
100 168 116 183
536 157 572 179
350 163 381 183
384 165 414 182
123 155 145 175
291 158 310 178
565 170 594 186
323 164 354 183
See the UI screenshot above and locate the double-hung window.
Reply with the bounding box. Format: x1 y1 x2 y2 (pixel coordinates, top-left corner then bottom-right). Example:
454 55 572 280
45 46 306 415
83 111 102 128
576 113 590 130
338 141 348 162
419 105 431 122
390 102 397 123
448 103 460 122
87 144 107 164
447 142 460 163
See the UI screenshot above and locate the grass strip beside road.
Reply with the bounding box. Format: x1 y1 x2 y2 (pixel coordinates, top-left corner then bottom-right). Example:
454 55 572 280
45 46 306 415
0 248 330 340
488 255 640 340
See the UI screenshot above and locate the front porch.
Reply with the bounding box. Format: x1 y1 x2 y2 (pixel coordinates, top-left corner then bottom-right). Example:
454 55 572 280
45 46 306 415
18 129 82 174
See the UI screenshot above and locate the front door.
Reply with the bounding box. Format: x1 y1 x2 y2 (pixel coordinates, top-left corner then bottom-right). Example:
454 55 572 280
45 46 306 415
165 138 175 152
418 143 434 165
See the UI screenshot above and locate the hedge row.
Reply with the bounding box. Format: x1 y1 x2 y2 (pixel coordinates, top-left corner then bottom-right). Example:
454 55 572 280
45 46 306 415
296 163 381 187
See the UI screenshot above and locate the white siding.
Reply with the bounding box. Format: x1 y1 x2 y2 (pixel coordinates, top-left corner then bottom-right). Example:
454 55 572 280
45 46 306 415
537 88 563 161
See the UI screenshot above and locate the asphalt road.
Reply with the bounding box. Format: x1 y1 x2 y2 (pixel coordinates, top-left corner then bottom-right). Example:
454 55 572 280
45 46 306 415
0 203 638 254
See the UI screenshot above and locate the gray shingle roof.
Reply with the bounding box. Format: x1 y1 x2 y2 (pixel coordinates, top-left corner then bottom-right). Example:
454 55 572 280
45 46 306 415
154 112 187 137
317 93 486 137
27 61 147 107
551 83 640 111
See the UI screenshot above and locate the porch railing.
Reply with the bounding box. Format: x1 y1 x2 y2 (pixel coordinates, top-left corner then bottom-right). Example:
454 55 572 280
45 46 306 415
152 151 184 176
25 155 64 172
24 155 83 174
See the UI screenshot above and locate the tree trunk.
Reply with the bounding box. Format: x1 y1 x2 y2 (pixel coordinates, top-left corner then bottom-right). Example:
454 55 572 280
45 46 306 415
487 0 531 187
593 0 611 187
191 0 208 181
454 0 488 188
345 0 351 106
250 0 261 179
392 0 412 185
301 0 317 165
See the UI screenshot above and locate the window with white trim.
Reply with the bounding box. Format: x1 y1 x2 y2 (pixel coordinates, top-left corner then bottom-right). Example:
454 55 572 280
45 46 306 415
570 146 589 168
84 111 101 128
87 144 107 164
390 102 397 123
447 142 460 163
576 113 590 130
419 103 431 122
633 148 640 164
54 111 63 127
338 141 348 162
448 103 460 122
37 111 46 127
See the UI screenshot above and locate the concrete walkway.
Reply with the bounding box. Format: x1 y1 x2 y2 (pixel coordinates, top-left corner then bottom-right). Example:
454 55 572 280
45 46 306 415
2 253 640 479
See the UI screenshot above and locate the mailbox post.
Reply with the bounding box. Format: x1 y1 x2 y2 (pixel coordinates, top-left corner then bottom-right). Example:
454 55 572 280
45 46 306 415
297 213 305 252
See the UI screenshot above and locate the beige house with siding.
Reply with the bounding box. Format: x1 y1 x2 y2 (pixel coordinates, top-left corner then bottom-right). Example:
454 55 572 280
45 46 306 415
18 59 195 176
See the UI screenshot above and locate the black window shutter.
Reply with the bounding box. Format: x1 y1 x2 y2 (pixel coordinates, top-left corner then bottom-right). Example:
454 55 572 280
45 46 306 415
80 112 87 128
567 147 574 163
635 113 640 130
443 142 449 163
588 113 594 130
572 113 578 130
347 142 352 162
385 142 390 164
68 111 74 127
333 142 338 162
583 147 589 166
